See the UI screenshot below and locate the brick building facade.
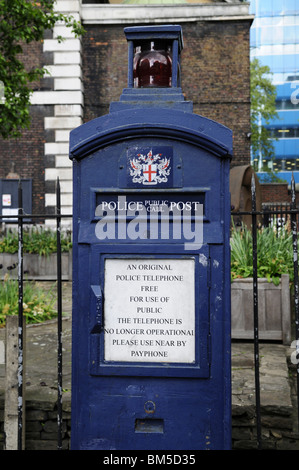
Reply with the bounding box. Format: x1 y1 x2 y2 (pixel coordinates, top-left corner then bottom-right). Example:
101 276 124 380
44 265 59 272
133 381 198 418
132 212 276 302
0 1 253 217
260 183 291 205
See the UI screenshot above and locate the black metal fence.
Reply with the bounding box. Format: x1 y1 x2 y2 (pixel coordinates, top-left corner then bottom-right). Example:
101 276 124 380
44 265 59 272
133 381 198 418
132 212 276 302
0 179 72 450
233 174 299 449
1 176 299 450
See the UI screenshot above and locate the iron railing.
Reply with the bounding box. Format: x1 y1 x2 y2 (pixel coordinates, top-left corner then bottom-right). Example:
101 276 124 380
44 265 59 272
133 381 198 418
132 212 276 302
232 174 299 449
0 176 299 450
0 179 72 450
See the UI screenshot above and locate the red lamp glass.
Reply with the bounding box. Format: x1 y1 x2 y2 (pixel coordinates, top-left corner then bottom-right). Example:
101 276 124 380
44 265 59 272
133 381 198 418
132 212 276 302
124 25 183 90
133 40 172 88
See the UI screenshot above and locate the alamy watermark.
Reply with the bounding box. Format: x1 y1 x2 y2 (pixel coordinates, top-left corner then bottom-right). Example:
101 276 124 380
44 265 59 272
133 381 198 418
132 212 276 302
291 81 299 105
95 195 204 251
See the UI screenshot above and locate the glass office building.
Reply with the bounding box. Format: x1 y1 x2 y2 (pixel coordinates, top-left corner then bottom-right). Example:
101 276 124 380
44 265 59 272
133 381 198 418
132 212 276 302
250 0 299 183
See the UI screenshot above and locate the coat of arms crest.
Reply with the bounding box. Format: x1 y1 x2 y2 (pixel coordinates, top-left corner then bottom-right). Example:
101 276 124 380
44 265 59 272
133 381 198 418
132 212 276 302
129 149 171 186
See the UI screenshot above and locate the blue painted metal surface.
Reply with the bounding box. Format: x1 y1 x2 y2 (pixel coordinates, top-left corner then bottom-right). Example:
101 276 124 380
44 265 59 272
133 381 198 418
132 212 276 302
70 25 233 451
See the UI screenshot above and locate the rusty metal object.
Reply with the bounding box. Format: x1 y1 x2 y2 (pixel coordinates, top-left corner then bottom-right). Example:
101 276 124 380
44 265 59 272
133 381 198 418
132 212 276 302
230 165 262 228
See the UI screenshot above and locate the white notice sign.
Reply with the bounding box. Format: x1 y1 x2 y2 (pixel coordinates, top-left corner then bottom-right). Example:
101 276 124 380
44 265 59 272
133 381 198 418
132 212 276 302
2 194 11 206
104 258 195 363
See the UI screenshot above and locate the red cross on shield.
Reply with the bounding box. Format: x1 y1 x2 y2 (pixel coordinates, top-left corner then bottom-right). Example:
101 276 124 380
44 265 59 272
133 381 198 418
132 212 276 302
142 163 157 184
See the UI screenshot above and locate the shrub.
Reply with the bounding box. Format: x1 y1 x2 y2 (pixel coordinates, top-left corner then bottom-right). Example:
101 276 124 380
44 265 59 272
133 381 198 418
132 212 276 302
0 275 57 326
230 224 294 285
0 226 72 255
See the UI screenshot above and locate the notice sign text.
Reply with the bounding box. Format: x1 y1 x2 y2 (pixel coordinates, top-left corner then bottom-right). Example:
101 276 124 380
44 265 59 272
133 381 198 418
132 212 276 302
104 258 195 363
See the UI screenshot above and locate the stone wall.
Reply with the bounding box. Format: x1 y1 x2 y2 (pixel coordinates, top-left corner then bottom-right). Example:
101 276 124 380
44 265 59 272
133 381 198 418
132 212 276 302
0 33 54 216
0 104 51 215
0 393 71 451
0 252 72 280
0 0 83 220
1 388 298 450
232 344 299 450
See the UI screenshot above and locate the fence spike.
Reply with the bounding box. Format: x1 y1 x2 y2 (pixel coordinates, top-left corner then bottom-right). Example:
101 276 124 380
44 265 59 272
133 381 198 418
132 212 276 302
56 180 62 450
290 172 299 430
251 172 256 192
251 170 261 449
17 181 24 450
291 172 296 208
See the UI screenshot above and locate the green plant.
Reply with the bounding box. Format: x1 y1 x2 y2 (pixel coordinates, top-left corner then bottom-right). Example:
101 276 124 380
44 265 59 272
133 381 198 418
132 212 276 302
0 0 85 139
0 227 72 255
250 58 278 163
230 223 294 285
0 275 58 326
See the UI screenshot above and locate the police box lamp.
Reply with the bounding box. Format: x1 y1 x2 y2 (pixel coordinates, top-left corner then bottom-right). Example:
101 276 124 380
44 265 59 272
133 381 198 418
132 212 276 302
69 23 233 451
110 25 192 113
125 25 183 89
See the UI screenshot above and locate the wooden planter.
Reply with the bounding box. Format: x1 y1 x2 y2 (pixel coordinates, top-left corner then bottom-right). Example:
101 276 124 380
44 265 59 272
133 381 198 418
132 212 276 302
0 251 72 280
231 274 291 344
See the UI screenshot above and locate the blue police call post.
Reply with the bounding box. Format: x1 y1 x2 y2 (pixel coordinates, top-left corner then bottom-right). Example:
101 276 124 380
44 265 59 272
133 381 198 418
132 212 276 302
69 25 233 451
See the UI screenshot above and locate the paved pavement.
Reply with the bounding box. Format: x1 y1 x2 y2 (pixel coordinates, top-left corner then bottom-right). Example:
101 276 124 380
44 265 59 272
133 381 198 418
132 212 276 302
0 281 73 403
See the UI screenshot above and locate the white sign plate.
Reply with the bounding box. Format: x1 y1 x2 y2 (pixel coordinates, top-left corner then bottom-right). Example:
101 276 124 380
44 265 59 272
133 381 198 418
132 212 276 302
2 194 11 206
2 208 18 221
104 258 195 363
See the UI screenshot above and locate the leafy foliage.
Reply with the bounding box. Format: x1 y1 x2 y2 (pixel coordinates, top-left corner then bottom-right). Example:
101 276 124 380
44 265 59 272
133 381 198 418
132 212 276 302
250 58 278 165
0 0 85 139
0 275 57 326
0 227 72 255
230 224 294 285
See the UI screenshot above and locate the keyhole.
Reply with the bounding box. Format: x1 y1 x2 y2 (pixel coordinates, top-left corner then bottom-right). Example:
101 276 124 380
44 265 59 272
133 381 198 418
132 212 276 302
144 400 156 414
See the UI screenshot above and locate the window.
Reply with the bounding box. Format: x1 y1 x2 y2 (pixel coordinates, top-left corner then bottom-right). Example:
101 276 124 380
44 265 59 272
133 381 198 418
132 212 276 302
269 127 299 138
272 158 299 171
